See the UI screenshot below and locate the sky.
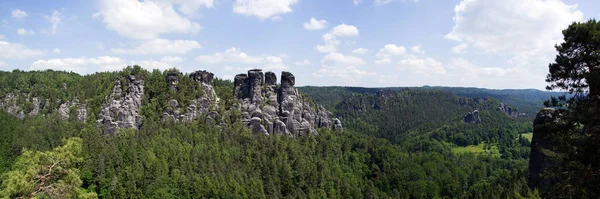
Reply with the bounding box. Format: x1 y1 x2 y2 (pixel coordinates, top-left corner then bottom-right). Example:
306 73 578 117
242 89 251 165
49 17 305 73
0 0 599 89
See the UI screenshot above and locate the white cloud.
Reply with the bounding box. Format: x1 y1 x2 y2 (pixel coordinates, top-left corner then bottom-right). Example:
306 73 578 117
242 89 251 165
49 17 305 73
398 58 445 75
451 44 468 54
352 48 368 54
375 0 392 5
317 52 373 79
374 58 391 65
94 0 202 40
353 0 363 5
0 60 6 67
411 45 424 54
12 9 27 19
0 41 45 59
160 56 184 63
30 56 126 74
330 24 359 37
158 0 214 16
443 0 583 89
111 39 201 54
303 18 327 30
271 16 282 21
315 45 337 53
41 10 61 35
322 52 365 68
17 28 34 35
0 34 4 39
446 0 581 69
196 47 288 70
233 0 298 20
376 44 406 59
314 24 359 53
53 48 60 53
294 60 311 65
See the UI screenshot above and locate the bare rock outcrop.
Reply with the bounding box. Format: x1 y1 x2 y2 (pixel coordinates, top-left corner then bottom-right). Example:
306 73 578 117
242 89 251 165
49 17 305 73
233 69 342 136
528 108 559 195
58 99 88 122
464 110 481 123
497 103 519 117
162 70 220 124
98 75 144 135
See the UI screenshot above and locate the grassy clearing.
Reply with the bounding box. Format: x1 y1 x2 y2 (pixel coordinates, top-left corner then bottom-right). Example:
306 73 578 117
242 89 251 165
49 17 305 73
452 142 500 157
521 133 533 142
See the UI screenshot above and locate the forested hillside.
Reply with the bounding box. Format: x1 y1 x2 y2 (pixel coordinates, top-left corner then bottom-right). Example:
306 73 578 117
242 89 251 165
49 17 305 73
0 67 539 198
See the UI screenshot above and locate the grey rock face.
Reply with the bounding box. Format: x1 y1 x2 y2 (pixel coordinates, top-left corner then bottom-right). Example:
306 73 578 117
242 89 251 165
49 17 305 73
265 71 277 86
497 103 519 117
1 93 22 118
166 71 179 91
528 108 558 194
464 110 481 123
98 75 144 135
59 102 70 120
162 70 220 124
233 69 342 136
28 97 40 116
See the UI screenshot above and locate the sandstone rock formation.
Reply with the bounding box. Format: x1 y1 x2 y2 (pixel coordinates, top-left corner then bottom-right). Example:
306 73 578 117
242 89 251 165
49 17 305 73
98 75 144 135
58 99 87 122
497 103 519 117
233 69 342 136
528 108 558 195
464 110 481 123
0 93 24 119
1 93 87 121
162 70 220 124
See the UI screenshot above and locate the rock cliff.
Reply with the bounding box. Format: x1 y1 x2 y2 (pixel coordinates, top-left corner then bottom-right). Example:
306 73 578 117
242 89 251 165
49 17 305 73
464 110 481 123
0 93 87 122
234 69 342 136
528 108 558 194
162 70 221 124
97 75 144 135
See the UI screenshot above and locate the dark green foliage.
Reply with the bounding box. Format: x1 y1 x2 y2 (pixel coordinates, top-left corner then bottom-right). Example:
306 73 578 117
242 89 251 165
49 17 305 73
0 68 540 198
540 19 600 198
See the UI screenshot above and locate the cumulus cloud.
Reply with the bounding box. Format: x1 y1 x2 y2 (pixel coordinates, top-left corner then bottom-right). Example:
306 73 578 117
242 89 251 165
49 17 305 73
376 44 406 59
159 0 214 16
17 28 34 35
352 48 368 54
303 18 327 30
411 45 424 54
93 0 202 40
294 60 311 65
398 58 445 75
315 52 373 79
330 24 359 37
41 10 61 35
53 48 60 53
30 56 126 74
196 47 288 70
315 24 359 53
0 41 45 59
451 44 468 54
111 39 201 54
315 45 336 53
12 9 27 19
443 0 583 88
233 0 298 20
160 56 184 63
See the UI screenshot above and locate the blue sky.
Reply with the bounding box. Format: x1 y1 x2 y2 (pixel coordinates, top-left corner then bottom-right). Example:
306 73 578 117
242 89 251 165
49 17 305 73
0 0 599 89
